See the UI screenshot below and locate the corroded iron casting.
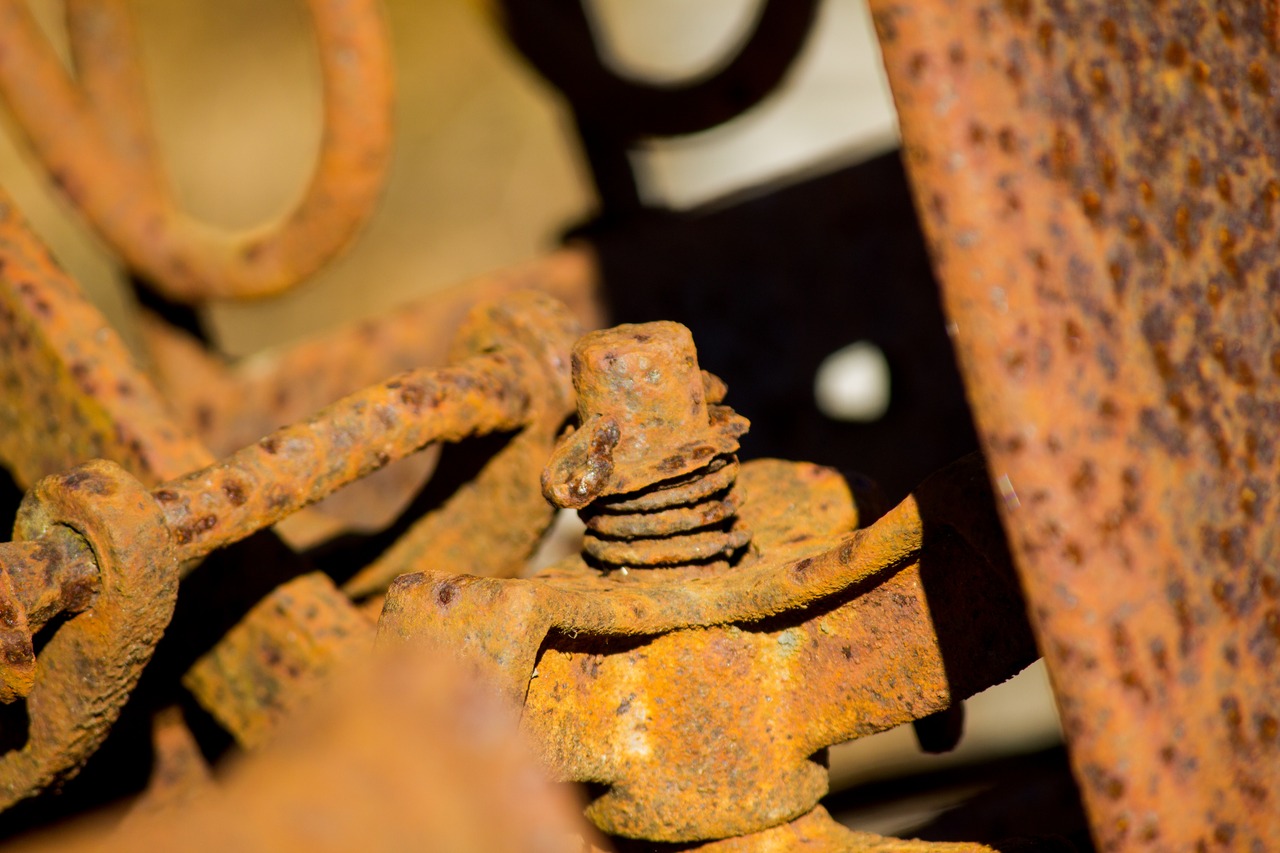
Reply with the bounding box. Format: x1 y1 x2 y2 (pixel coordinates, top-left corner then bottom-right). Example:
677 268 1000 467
382 323 1040 846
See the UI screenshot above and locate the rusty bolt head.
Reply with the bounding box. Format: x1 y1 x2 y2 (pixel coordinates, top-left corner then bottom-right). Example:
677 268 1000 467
542 322 748 509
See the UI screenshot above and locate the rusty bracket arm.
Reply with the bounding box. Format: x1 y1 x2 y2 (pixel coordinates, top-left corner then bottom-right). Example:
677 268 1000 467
0 290 579 807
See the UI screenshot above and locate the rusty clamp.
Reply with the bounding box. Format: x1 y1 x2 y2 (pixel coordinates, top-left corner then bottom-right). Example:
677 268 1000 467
381 321 1041 847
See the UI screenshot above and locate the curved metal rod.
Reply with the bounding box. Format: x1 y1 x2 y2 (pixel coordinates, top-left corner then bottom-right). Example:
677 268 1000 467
0 0 394 302
64 0 164 196
498 0 820 138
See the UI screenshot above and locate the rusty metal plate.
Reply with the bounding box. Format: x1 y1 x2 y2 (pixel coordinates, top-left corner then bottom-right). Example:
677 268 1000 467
871 1 1280 849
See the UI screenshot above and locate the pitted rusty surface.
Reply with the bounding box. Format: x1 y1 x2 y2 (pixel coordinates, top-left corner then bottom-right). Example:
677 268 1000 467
382 454 1037 841
0 0 393 302
581 522 751 567
872 1 1280 849
184 573 373 748
2 460 178 808
0 528 97 701
544 323 751 573
175 292 581 748
582 489 741 538
155 349 533 566
140 250 599 537
687 806 993 852
140 249 600 459
595 456 739 513
337 289 581 595
542 323 748 510
0 189 213 488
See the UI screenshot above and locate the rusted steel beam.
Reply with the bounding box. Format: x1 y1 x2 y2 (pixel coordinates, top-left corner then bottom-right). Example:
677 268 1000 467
0 0 393 302
870 1 1280 849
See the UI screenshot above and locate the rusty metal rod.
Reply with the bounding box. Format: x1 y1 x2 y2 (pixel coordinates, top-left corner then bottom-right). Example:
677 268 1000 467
154 351 534 567
0 344 537 701
0 532 96 636
63 0 163 197
0 0 393 302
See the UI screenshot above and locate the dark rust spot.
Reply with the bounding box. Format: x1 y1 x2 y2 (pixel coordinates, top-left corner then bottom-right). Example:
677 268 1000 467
222 480 247 506
1259 714 1279 743
1035 21 1053 56
1249 62 1271 95
1001 0 1030 22
1064 318 1084 353
997 127 1016 153
1081 189 1103 220
1187 156 1204 187
400 383 427 412
1070 460 1096 496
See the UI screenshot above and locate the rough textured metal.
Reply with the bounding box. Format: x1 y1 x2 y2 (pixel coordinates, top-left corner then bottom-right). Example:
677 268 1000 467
0 0 393 302
382 326 1038 846
2 460 177 808
184 573 373 748
871 1 1280 849
154 348 533 566
0 249 585 799
12 654 593 853
688 806 992 852
343 291 581 597
0 189 213 489
0 528 96 701
385 452 1037 843
542 323 748 510
543 322 750 572
139 249 600 460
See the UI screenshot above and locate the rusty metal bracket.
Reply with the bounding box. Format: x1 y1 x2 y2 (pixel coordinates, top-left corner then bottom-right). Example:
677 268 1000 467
380 322 1039 846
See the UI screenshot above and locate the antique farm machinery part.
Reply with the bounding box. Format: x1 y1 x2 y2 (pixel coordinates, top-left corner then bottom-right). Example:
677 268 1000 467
381 321 1040 848
0 0 1277 850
